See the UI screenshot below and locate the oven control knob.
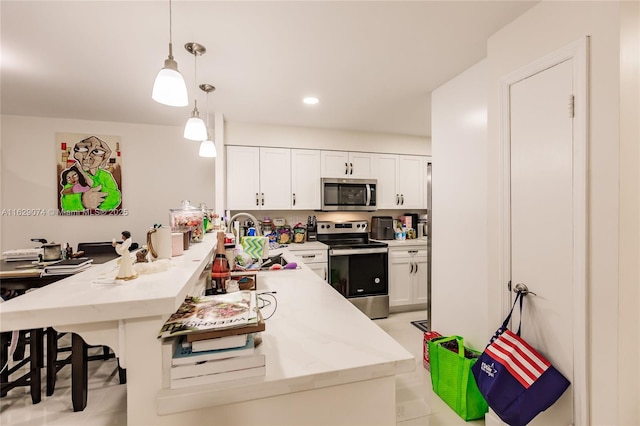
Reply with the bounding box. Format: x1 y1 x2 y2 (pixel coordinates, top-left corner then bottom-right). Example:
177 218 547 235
374 278 380 283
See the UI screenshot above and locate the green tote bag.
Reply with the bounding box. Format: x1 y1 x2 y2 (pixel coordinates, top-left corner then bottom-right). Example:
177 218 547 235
428 335 488 421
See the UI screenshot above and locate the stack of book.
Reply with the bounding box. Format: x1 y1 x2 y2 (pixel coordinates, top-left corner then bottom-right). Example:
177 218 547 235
158 290 266 389
42 257 93 276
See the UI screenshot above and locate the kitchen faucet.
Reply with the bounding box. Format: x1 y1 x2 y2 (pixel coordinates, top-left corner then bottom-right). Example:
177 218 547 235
227 212 263 237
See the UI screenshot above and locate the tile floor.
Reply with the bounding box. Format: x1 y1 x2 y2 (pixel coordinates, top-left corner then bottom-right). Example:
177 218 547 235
1 311 484 425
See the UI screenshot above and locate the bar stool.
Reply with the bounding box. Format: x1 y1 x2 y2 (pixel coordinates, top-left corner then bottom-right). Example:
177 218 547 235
45 328 126 411
0 329 44 404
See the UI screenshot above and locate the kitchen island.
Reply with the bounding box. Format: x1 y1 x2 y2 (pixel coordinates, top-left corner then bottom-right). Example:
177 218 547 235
0 233 414 425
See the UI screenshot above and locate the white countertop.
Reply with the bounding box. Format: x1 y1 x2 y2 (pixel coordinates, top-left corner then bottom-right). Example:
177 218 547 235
0 233 415 420
156 248 415 413
0 239 215 332
376 238 429 248
284 241 328 251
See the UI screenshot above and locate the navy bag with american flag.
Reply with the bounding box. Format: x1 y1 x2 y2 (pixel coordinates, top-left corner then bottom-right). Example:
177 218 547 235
471 291 570 426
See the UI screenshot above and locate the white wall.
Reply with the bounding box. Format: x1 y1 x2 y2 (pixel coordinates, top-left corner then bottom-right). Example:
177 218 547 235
485 1 638 424
226 122 431 155
430 59 488 350
0 115 216 252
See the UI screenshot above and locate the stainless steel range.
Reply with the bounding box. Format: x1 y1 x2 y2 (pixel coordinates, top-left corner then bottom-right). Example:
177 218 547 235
317 220 389 319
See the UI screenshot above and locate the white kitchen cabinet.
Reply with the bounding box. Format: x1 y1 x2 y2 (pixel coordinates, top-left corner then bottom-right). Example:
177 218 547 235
321 151 375 178
388 246 428 309
226 146 291 210
288 247 328 282
291 149 321 210
227 146 261 210
375 154 426 209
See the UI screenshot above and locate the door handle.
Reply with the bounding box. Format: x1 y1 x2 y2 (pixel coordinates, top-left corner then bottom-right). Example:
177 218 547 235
513 282 537 296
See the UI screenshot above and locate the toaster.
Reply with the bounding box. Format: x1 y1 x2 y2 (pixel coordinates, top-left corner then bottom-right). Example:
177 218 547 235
370 216 394 240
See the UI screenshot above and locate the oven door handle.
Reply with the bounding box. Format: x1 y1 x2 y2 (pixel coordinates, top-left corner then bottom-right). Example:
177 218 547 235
365 184 371 206
329 247 387 256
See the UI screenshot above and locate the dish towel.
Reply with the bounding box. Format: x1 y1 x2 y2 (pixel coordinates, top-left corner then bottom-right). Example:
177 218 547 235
240 236 268 259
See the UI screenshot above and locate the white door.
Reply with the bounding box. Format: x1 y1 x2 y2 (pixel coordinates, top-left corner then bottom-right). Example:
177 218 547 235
398 155 425 209
226 146 260 210
509 59 574 425
291 149 321 210
260 147 291 209
376 154 399 208
320 150 350 177
348 152 375 178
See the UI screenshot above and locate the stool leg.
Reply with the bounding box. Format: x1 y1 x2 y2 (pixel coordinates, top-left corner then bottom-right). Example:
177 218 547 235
71 333 87 412
0 333 9 397
46 328 58 396
29 329 42 404
117 359 126 384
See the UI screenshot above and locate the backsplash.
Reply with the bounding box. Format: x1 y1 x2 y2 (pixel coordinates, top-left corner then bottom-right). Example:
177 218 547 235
227 209 427 228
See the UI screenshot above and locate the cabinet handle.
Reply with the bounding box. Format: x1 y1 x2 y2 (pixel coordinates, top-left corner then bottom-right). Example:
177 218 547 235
261 193 265 206
292 193 296 206
345 162 349 175
401 194 404 205
256 193 259 206
414 262 418 274
350 162 353 175
396 194 400 205
408 250 418 254
324 268 327 281
410 262 414 274
302 255 316 259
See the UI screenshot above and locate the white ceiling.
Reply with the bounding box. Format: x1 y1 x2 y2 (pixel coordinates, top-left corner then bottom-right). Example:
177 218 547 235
1 1 537 138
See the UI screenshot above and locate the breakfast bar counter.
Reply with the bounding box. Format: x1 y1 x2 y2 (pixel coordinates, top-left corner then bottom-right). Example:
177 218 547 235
0 233 414 425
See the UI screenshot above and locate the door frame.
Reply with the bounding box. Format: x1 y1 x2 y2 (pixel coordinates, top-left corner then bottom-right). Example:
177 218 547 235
497 37 589 425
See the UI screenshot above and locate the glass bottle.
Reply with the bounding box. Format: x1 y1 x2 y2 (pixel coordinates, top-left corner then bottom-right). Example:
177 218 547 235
210 231 230 294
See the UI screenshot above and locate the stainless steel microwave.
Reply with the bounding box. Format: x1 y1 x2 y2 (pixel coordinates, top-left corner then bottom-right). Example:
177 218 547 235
321 178 377 211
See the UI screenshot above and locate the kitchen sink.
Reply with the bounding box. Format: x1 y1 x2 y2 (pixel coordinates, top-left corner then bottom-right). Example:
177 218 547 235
260 254 288 270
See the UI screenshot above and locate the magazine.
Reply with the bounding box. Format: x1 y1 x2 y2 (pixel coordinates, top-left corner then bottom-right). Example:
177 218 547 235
158 290 258 339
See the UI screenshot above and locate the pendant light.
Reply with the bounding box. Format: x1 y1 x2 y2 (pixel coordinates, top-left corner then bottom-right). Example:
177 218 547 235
198 84 217 158
183 42 208 141
152 0 188 107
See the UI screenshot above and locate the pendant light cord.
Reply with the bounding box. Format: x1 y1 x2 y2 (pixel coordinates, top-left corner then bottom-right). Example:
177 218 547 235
168 0 174 59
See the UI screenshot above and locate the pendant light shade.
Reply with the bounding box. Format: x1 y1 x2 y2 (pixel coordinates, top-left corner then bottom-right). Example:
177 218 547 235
152 0 188 107
199 140 217 157
198 83 217 158
153 56 188 106
183 42 207 141
184 104 208 140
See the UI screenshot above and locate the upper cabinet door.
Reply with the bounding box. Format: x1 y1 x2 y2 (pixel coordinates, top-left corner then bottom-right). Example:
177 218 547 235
320 150 350 177
348 152 375 178
375 154 400 209
291 149 321 210
321 151 375 178
398 155 425 209
227 146 261 210
260 147 291 210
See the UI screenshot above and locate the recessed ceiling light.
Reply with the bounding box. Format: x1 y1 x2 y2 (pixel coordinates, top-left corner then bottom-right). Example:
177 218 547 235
303 96 319 105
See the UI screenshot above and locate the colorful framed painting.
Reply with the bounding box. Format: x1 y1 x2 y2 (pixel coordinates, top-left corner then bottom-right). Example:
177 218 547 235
56 132 125 215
